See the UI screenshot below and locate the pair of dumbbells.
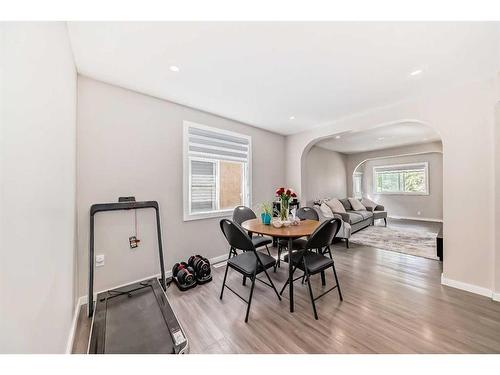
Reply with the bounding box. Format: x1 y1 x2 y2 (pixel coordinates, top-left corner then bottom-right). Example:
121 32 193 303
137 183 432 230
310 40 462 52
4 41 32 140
172 255 212 291
171 262 197 291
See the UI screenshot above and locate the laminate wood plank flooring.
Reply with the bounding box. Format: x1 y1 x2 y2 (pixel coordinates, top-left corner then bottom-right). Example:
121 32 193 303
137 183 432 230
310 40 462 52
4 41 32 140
72 220 500 354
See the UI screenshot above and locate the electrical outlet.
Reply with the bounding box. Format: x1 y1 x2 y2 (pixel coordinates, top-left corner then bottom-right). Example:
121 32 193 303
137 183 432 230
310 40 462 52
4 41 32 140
417 211 421 216
95 254 105 267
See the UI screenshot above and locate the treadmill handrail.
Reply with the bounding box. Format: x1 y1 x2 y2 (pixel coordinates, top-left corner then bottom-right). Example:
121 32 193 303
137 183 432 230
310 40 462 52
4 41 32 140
90 200 159 216
88 199 166 317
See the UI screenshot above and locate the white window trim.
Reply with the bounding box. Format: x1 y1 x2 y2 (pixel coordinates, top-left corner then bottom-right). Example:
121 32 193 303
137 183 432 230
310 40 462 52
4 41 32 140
183 121 252 221
373 162 429 196
353 172 363 198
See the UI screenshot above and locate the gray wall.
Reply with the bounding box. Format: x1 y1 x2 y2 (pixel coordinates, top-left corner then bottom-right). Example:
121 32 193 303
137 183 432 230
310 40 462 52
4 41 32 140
346 141 443 194
0 23 77 353
77 76 286 296
357 152 443 220
303 146 347 204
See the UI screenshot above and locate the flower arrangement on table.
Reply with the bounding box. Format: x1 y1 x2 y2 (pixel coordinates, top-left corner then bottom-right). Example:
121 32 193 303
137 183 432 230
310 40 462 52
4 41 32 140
275 187 298 225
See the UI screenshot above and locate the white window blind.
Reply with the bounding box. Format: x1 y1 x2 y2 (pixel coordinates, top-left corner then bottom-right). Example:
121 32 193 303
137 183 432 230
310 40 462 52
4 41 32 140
190 160 216 212
187 126 250 162
183 122 252 221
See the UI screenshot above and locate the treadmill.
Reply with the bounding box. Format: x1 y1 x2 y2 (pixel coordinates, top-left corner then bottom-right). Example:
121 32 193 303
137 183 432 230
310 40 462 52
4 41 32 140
87 198 188 354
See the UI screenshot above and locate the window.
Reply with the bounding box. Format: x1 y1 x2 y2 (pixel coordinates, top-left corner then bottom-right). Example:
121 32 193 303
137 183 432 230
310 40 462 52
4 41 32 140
183 121 251 220
373 162 429 195
353 172 363 199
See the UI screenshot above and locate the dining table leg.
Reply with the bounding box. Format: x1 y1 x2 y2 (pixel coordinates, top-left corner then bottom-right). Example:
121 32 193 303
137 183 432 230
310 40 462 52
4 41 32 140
288 237 294 312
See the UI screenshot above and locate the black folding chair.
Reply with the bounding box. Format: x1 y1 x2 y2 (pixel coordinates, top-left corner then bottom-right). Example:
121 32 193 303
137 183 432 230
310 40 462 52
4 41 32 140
219 219 281 322
280 218 343 320
233 206 273 257
277 206 320 267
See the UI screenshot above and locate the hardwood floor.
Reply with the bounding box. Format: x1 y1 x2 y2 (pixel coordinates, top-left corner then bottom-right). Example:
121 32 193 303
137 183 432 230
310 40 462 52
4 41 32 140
72 221 500 354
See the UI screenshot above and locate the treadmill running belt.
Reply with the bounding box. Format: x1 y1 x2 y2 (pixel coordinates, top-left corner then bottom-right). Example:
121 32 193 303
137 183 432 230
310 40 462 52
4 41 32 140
88 279 187 354
105 287 174 354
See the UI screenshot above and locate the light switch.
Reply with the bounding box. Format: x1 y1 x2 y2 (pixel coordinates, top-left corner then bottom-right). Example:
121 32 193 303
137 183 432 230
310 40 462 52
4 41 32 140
96 254 105 267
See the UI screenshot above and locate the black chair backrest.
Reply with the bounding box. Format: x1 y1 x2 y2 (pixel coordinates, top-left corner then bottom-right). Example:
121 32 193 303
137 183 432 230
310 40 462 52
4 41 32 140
297 206 319 221
304 218 341 250
220 219 255 252
232 206 257 225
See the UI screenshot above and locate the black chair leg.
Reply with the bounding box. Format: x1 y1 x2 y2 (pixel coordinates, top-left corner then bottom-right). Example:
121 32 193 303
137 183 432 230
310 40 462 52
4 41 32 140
220 263 230 300
242 276 246 286
245 274 257 323
265 244 271 257
279 264 298 295
345 239 349 248
332 263 343 301
304 262 318 320
320 271 326 286
262 267 281 301
326 245 333 260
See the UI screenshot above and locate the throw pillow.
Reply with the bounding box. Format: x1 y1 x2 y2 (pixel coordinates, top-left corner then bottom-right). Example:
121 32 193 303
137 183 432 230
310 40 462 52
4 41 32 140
325 198 346 214
319 203 334 218
360 197 377 209
339 198 352 210
348 198 366 211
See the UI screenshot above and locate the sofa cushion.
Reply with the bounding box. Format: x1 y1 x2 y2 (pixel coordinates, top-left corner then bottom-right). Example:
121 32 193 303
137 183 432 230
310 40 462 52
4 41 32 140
348 198 366 211
325 198 346 214
339 198 352 210
349 210 373 220
346 212 364 224
319 202 334 218
360 197 378 209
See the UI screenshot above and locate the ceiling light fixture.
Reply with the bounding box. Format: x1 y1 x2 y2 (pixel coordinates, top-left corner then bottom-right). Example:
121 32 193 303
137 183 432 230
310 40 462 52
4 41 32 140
169 65 180 72
377 137 385 141
289 116 295 120
410 69 422 76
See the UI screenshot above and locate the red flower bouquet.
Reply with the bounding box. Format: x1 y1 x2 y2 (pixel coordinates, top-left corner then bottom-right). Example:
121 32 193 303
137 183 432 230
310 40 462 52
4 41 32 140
275 187 296 221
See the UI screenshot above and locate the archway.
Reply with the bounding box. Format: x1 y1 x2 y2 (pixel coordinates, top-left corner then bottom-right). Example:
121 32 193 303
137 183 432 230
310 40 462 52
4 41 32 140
300 120 444 261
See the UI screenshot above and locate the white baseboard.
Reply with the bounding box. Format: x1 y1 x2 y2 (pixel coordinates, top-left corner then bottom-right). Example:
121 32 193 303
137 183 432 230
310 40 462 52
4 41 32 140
210 254 229 266
492 292 500 302
66 295 86 354
389 215 443 223
441 274 493 298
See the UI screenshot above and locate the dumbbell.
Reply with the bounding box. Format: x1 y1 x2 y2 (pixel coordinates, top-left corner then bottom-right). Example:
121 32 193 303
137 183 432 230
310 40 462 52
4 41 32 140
172 262 195 287
188 255 211 279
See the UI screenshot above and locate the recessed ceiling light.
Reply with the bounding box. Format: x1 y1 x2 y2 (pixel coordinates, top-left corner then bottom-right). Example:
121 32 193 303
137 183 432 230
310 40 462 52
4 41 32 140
410 69 422 76
169 65 180 72
289 116 295 120
377 137 385 141
335 135 341 139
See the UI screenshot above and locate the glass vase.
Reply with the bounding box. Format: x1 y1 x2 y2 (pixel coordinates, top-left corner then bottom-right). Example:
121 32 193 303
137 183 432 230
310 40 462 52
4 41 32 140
280 198 290 222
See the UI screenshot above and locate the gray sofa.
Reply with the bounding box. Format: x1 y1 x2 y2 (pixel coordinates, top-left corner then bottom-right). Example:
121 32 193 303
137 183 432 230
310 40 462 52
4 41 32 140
312 206 352 247
314 198 386 234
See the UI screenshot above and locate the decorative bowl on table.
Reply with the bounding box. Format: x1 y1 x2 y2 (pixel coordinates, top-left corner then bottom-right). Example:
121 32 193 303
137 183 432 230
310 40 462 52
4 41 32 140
282 220 291 227
271 219 283 228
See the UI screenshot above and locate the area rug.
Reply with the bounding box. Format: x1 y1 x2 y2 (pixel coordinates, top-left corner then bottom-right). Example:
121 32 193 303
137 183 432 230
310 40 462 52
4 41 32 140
349 225 439 260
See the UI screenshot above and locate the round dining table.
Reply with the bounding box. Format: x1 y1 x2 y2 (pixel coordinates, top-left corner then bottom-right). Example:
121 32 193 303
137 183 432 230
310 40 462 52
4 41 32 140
241 218 320 313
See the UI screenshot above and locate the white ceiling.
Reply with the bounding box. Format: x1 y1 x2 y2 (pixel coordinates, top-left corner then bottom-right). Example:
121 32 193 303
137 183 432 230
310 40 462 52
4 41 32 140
67 22 499 135
314 122 441 154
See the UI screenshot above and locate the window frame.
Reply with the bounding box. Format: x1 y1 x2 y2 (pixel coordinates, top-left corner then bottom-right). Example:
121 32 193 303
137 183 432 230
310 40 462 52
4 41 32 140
373 162 429 196
183 121 252 221
353 172 363 199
